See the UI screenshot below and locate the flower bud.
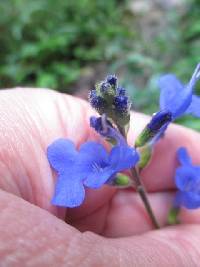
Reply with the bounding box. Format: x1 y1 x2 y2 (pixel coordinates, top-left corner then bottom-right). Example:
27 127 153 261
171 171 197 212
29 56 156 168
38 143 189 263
114 95 131 114
88 89 106 114
138 145 152 170
106 74 117 87
135 110 172 147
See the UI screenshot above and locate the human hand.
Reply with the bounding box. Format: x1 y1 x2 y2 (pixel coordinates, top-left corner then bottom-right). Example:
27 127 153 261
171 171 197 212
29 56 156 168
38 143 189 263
0 89 200 266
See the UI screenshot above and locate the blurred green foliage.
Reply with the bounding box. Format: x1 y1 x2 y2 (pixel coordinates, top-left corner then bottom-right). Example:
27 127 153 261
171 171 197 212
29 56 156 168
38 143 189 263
0 0 200 130
111 0 200 111
109 0 200 130
0 0 131 91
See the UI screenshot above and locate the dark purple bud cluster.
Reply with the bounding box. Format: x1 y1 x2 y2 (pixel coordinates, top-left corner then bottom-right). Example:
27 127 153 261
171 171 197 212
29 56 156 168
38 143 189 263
89 74 131 129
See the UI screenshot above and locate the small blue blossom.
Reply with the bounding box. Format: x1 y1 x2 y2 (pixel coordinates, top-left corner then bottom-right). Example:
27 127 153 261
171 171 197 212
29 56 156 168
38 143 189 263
89 89 105 111
151 63 200 145
114 95 131 113
174 147 200 209
90 115 127 146
47 139 139 208
159 63 200 120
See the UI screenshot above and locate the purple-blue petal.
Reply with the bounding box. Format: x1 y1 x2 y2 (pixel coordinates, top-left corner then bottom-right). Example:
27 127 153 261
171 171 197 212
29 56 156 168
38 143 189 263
174 191 200 209
73 141 109 178
177 147 192 166
109 146 139 172
84 168 114 188
159 74 192 119
51 173 85 207
175 166 199 191
79 141 109 164
47 139 78 173
185 95 200 118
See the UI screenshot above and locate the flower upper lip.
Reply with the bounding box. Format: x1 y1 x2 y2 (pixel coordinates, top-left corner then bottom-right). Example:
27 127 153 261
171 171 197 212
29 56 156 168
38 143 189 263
159 63 200 120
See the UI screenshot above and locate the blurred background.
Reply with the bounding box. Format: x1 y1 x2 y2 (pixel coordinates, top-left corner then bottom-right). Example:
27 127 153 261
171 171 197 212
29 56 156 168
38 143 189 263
0 0 199 129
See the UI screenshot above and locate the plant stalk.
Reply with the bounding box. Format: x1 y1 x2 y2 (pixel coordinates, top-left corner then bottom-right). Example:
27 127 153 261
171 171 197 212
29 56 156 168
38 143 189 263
131 168 160 229
117 124 160 229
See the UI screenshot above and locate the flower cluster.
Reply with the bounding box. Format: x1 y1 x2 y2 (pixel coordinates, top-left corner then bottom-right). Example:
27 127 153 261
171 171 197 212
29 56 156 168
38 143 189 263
47 64 200 225
89 74 130 114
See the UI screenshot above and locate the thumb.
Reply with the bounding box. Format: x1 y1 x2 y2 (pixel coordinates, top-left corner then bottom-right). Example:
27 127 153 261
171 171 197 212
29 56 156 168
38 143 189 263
0 188 199 266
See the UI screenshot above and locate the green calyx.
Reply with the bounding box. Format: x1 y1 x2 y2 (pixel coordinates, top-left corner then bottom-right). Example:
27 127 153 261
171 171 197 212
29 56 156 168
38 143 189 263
113 173 132 187
138 145 152 170
135 127 154 148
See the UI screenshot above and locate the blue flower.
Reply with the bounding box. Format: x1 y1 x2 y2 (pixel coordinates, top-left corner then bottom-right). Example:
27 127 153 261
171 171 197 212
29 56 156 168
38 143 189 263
174 147 200 209
159 63 200 120
151 64 200 145
47 139 139 208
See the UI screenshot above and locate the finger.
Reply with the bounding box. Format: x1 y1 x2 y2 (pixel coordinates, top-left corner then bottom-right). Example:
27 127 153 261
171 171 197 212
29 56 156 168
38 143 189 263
0 88 200 226
1 189 200 266
70 189 174 236
105 224 200 267
0 189 78 266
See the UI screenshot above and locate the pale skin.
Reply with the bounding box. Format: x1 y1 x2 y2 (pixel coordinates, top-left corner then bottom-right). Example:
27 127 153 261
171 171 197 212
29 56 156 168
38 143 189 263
0 89 200 266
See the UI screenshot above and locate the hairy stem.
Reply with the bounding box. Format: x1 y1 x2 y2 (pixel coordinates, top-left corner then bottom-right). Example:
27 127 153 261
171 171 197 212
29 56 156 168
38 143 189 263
131 168 160 229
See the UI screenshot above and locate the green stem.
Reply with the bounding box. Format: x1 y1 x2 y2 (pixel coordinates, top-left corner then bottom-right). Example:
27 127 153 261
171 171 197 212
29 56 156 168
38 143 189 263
131 168 160 229
117 124 160 229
